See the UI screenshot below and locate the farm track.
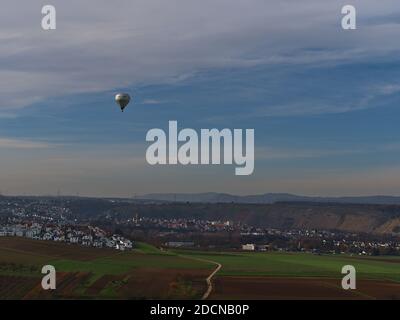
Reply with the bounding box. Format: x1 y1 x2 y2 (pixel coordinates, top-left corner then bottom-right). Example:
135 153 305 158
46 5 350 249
174 252 222 300
201 259 222 300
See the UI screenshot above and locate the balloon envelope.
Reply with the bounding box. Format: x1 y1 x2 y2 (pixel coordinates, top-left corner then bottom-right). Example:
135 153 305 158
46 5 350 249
115 93 131 111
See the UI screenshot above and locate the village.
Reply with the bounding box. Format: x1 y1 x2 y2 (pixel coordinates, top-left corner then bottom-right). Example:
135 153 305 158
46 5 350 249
0 197 399 256
0 223 133 251
115 215 400 256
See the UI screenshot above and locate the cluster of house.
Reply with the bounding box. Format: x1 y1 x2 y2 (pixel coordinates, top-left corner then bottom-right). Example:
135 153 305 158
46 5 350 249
129 216 234 232
240 229 400 254
0 223 133 251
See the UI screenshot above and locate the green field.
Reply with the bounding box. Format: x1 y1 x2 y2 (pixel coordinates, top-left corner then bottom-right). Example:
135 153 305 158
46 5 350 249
173 250 400 282
0 238 212 299
1 237 400 299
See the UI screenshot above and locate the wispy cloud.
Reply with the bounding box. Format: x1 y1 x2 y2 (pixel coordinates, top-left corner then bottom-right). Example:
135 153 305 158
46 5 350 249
205 78 400 123
376 83 400 95
0 138 53 149
0 112 19 119
256 142 400 161
140 99 168 105
2 0 400 110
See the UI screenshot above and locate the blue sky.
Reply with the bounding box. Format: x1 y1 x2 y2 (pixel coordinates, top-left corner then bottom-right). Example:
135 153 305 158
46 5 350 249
1 0 400 196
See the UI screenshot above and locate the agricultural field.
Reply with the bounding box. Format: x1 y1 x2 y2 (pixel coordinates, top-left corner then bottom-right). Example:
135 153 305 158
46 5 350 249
172 250 400 299
0 237 212 299
1 237 400 299
174 250 400 280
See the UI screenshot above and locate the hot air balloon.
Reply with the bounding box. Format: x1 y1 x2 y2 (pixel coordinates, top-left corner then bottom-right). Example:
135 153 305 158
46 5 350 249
115 93 131 112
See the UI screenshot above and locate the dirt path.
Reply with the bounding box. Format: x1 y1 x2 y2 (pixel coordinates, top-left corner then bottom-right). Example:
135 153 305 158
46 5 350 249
201 259 222 300
172 252 222 300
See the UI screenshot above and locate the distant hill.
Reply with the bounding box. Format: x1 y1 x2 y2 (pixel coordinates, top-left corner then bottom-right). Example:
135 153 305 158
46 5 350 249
66 200 400 235
140 192 400 205
3 196 399 235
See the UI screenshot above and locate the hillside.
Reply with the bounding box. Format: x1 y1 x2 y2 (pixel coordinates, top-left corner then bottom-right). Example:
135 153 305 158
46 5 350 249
2 197 400 235
140 192 400 205
68 200 400 235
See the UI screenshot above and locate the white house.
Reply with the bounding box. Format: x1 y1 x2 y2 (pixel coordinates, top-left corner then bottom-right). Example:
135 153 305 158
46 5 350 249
242 244 255 251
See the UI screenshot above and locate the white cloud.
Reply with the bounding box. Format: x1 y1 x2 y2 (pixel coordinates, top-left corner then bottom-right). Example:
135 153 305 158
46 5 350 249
1 0 400 110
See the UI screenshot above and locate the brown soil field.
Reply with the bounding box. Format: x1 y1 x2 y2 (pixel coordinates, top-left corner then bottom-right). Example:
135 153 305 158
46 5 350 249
55 272 92 297
0 275 39 299
23 272 92 299
210 276 400 300
85 274 123 295
117 268 209 299
0 237 117 261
